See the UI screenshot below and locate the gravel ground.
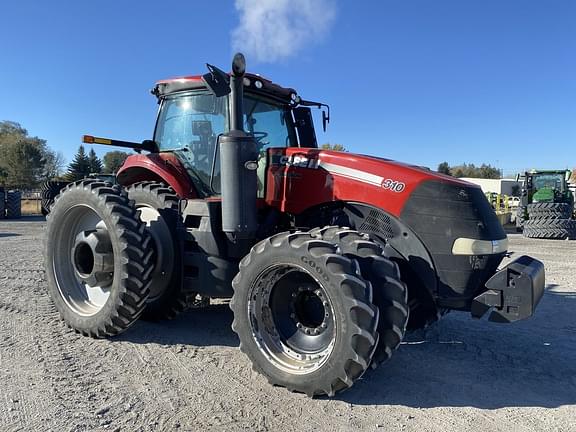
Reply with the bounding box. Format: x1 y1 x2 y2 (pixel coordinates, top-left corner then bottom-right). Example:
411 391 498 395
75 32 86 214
0 217 574 432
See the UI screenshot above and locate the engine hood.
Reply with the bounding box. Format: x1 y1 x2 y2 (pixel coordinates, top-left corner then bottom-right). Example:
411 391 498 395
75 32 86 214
265 147 483 217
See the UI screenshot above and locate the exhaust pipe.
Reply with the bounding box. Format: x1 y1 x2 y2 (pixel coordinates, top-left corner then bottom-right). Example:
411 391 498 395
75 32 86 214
219 53 258 241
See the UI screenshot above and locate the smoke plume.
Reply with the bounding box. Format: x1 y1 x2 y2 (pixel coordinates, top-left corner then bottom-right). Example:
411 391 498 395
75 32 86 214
231 0 337 63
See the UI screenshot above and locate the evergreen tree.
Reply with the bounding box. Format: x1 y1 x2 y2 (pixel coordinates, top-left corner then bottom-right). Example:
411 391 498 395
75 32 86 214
67 145 91 181
437 162 451 175
88 148 103 174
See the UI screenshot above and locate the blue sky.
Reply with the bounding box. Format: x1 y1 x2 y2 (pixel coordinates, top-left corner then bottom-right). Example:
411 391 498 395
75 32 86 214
0 0 574 176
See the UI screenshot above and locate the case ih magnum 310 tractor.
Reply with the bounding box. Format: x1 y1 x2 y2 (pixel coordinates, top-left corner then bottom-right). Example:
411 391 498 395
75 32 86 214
45 54 545 397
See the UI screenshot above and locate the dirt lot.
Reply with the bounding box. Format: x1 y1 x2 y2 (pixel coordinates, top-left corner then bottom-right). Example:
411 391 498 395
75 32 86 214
0 217 574 432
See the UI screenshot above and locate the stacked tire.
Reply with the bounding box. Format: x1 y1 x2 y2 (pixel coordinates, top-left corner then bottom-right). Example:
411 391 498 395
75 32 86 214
0 188 5 220
524 202 575 240
41 181 70 216
5 191 22 219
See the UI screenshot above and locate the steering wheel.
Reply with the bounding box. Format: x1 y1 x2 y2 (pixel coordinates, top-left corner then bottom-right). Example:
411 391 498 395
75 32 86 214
251 131 269 147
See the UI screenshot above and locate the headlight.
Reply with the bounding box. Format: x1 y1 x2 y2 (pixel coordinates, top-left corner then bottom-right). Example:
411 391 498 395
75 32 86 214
452 238 509 255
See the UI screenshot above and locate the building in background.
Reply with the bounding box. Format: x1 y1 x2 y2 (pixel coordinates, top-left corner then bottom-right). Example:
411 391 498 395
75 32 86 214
460 178 521 196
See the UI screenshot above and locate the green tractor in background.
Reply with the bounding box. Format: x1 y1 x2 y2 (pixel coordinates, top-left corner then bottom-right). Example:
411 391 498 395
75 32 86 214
516 169 575 239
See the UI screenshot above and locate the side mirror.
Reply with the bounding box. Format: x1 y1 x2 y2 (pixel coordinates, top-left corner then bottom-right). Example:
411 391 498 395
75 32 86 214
322 107 330 132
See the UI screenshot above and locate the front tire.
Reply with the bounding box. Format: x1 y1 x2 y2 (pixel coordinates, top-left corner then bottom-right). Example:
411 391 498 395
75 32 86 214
230 232 378 397
45 180 154 337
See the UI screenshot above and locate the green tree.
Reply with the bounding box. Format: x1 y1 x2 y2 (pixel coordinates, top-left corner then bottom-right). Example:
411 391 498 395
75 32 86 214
103 151 130 173
88 148 103 174
437 161 451 175
66 145 91 181
321 143 346 151
0 121 55 188
449 163 500 179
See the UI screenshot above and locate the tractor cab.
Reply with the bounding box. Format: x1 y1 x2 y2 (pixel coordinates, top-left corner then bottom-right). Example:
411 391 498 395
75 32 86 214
526 170 572 204
151 71 325 198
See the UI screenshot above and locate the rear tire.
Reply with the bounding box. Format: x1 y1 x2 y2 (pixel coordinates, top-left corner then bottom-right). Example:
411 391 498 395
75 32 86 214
309 226 408 369
126 181 199 320
45 180 154 337
231 231 378 397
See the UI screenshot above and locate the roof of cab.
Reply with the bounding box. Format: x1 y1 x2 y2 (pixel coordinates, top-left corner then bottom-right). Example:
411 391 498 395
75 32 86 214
152 73 297 103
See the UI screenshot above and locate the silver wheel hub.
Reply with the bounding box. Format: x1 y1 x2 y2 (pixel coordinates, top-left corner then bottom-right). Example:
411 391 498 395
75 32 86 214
72 229 114 287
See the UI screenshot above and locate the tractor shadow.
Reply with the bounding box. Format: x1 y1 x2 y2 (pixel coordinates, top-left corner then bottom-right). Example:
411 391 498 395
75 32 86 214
117 284 576 409
338 284 576 409
0 215 46 223
117 302 239 348
0 233 20 238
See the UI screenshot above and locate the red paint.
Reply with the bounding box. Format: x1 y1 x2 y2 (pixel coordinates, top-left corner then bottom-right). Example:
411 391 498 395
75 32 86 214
265 148 478 217
116 147 476 218
116 153 195 198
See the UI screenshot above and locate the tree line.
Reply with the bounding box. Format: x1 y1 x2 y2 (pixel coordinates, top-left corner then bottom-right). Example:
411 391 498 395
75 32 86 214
0 121 129 188
437 161 502 179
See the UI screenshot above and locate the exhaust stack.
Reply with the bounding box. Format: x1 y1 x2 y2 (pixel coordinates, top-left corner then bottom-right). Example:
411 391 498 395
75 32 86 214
219 53 258 240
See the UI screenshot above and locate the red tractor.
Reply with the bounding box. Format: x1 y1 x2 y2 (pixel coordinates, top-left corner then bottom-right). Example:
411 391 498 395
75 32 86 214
45 54 545 397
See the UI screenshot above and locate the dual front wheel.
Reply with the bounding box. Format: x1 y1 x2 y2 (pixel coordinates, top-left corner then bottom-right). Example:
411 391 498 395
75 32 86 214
230 228 408 396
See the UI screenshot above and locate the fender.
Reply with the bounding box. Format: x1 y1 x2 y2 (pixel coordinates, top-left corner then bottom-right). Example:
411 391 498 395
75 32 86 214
116 153 196 198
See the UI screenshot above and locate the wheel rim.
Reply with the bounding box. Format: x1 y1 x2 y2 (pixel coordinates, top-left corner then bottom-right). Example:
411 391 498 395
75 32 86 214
52 205 114 316
136 206 174 301
249 264 336 375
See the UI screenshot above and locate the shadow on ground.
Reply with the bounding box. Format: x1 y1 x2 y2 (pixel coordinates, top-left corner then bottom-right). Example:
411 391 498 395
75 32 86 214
339 288 576 409
0 216 46 223
0 233 20 238
117 288 575 409
117 303 239 348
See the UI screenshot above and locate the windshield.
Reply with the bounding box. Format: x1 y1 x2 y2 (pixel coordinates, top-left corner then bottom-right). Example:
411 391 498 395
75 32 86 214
154 92 227 151
532 174 564 190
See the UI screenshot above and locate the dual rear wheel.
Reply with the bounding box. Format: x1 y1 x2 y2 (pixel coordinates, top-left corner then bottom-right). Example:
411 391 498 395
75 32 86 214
45 180 197 337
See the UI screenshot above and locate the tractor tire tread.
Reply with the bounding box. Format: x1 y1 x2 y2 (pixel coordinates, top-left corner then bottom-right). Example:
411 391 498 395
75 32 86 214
230 231 378 397
309 226 409 368
45 180 153 338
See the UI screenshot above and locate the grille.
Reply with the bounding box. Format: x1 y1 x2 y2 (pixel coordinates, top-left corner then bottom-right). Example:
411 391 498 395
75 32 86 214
359 209 395 239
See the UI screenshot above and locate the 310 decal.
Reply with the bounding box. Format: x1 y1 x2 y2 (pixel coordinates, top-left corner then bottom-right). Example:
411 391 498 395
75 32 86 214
381 178 406 192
